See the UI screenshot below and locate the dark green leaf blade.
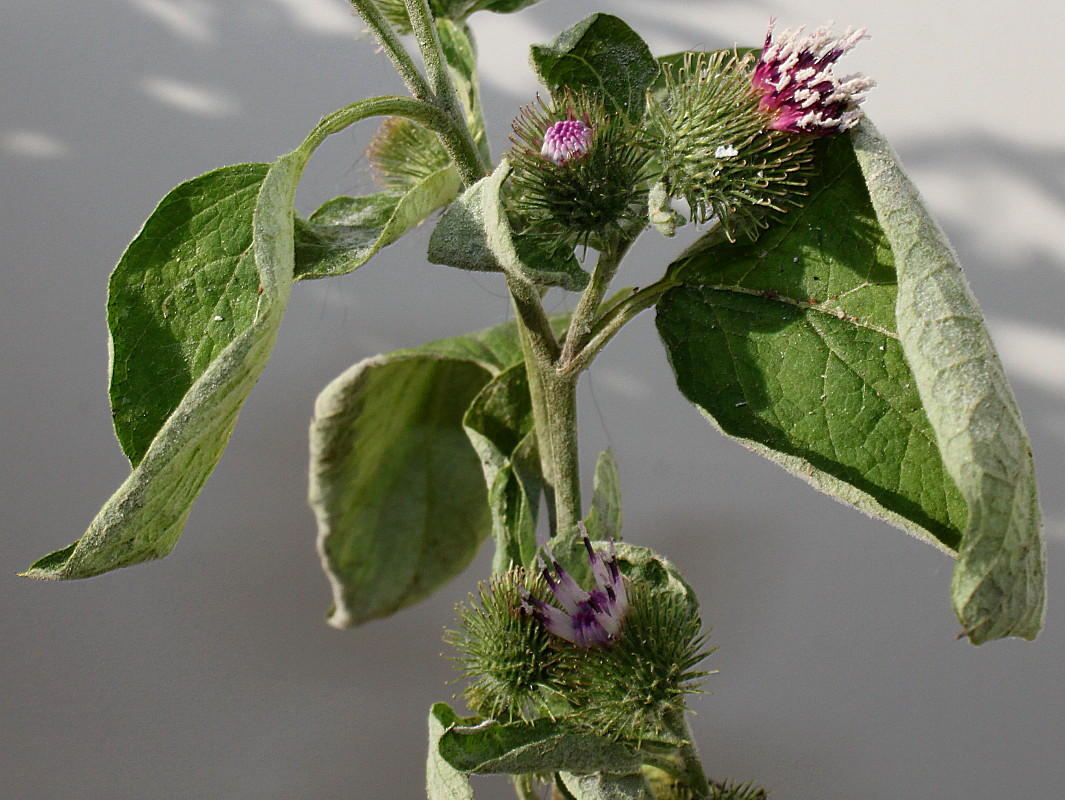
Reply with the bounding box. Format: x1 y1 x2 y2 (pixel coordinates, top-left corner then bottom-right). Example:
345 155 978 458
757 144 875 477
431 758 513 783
311 319 534 627
851 120 1044 643
530 13 657 121
24 152 304 580
108 163 270 465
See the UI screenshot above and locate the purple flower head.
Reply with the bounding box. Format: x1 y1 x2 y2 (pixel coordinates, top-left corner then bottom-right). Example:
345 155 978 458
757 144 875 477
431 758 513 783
540 118 593 166
751 19 875 136
521 525 629 648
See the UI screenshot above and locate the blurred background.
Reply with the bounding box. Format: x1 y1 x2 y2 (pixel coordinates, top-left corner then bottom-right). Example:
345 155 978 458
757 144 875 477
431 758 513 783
3 1 1062 798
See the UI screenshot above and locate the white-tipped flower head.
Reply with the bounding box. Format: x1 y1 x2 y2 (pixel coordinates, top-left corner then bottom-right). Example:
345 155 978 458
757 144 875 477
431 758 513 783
521 526 629 648
647 50 815 240
509 93 652 250
752 20 875 136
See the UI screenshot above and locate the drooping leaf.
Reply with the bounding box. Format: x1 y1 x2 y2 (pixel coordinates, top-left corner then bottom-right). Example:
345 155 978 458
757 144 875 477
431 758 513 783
436 708 641 776
584 449 622 541
655 122 1044 642
24 96 444 581
428 159 589 290
851 120 1044 643
558 772 653 800
311 319 534 627
463 363 542 572
294 165 460 280
427 704 475 800
107 163 270 465
530 13 658 121
25 152 303 579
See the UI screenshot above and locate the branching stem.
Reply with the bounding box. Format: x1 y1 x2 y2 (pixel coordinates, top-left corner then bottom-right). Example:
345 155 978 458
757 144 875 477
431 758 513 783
346 1 432 100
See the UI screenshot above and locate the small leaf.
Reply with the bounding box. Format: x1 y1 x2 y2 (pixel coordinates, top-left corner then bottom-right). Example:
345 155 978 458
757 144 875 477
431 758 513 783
558 772 653 800
312 319 534 627
584 449 622 541
530 14 658 121
438 713 641 775
428 704 475 800
428 159 589 290
294 165 461 280
464 363 541 572
851 120 1045 643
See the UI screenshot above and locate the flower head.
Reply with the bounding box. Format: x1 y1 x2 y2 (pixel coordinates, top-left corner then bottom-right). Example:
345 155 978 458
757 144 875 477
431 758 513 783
752 19 875 135
508 93 652 249
522 525 629 648
541 118 593 166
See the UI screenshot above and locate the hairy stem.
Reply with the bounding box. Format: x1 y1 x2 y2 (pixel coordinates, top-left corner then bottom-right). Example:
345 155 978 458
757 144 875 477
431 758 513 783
664 706 712 800
403 0 487 184
559 237 634 368
560 274 680 378
346 0 432 100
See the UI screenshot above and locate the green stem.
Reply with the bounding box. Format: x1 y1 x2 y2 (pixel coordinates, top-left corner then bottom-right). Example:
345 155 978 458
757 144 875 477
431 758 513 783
512 774 540 800
346 1 432 100
663 707 712 800
542 368 581 544
558 237 633 368
559 274 680 378
403 0 486 184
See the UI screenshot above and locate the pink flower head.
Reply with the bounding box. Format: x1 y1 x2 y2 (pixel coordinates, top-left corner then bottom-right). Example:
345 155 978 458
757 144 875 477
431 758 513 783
521 524 629 648
751 19 875 136
540 118 593 165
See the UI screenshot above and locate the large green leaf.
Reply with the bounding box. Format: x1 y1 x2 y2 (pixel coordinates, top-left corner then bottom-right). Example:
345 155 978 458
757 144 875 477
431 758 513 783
851 121 1044 643
24 152 303 579
106 163 270 464
24 96 442 581
311 319 533 627
434 704 641 775
530 13 657 121
655 124 1044 642
428 159 589 290
294 165 460 280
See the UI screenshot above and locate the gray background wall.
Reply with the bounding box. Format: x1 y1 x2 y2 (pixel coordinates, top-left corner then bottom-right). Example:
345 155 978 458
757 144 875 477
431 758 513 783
3 1 1062 798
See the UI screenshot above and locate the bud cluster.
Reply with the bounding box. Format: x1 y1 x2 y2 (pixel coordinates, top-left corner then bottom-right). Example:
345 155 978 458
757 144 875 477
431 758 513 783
449 532 710 743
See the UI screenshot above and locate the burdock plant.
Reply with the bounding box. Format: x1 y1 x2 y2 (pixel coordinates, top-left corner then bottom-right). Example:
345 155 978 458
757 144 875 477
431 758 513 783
20 3 1046 800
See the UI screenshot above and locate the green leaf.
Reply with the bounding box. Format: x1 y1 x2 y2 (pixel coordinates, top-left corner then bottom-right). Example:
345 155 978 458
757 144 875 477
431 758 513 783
24 152 302 579
311 318 536 627
428 704 475 800
107 163 270 465
558 772 653 800
851 120 1044 643
437 710 641 775
294 165 461 280
584 449 622 541
24 96 447 581
463 363 542 573
530 13 658 121
428 159 589 290
467 0 546 14
655 123 1044 642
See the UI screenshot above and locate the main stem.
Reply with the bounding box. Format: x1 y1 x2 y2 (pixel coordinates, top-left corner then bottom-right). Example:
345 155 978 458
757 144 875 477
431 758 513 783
664 707 712 800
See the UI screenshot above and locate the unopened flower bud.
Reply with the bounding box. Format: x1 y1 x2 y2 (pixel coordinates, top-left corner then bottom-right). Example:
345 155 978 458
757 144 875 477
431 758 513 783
541 119 593 166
